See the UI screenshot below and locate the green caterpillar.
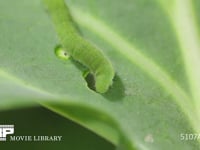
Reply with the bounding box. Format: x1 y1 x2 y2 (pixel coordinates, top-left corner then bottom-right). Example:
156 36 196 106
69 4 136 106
43 0 115 93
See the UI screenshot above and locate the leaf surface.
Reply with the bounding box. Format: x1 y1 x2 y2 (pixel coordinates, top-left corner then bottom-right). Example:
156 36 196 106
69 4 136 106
0 0 200 149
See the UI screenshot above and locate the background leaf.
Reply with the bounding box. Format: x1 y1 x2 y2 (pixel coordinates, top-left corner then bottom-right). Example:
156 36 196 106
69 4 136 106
0 107 114 150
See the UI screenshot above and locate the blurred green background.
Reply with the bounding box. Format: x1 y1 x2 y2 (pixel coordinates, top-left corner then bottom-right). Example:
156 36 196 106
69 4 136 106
0 107 115 150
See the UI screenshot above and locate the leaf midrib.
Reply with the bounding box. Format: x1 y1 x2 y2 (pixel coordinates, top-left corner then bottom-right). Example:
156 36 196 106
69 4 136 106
157 0 200 134
70 6 199 134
